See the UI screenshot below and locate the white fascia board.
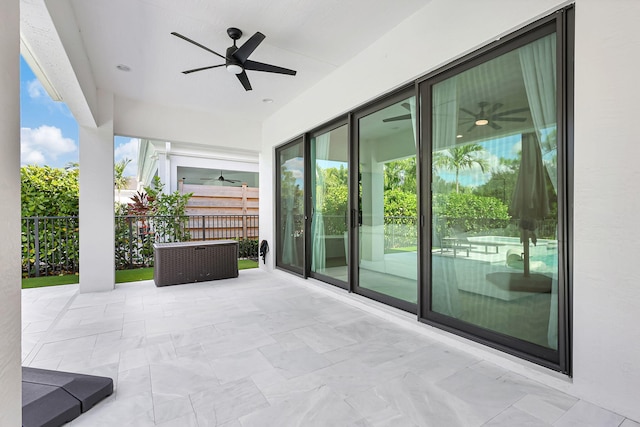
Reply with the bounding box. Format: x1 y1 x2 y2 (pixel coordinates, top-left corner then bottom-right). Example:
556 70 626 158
20 0 98 127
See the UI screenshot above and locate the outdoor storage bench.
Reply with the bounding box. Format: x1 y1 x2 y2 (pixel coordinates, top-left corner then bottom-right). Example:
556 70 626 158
153 240 239 287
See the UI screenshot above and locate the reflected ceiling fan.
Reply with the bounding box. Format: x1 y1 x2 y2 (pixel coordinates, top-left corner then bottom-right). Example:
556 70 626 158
201 171 242 184
460 101 528 132
171 27 297 91
382 103 412 122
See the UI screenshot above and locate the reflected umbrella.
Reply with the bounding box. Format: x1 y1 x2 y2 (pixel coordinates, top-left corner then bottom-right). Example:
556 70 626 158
509 132 550 277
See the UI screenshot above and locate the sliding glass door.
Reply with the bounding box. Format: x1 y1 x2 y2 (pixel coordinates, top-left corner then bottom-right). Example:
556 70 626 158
422 20 566 367
273 9 570 372
310 123 349 288
355 92 418 311
276 138 305 274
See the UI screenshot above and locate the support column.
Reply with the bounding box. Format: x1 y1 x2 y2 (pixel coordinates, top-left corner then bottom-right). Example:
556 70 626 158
0 0 23 424
79 90 115 292
164 142 172 193
360 152 385 263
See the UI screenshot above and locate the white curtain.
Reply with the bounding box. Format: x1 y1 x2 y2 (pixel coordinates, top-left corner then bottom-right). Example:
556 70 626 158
519 33 557 194
282 196 297 266
409 97 417 146
432 79 458 151
431 77 461 317
519 33 558 350
311 133 331 272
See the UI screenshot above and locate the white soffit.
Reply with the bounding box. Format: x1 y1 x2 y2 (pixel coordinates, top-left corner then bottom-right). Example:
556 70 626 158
20 0 431 128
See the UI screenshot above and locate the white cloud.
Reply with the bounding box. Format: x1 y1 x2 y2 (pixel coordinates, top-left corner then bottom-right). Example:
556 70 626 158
22 150 46 165
114 138 139 177
27 79 46 99
21 126 77 166
283 157 304 180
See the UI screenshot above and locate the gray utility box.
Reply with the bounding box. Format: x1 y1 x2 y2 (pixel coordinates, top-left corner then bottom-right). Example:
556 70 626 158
153 240 239 287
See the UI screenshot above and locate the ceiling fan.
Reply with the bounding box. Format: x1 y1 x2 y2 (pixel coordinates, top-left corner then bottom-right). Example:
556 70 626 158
382 103 412 123
460 102 528 132
201 171 242 184
171 27 297 91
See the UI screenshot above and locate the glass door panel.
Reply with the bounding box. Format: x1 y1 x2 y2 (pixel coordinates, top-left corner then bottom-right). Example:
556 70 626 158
430 32 559 350
310 124 349 286
357 96 417 305
276 140 305 273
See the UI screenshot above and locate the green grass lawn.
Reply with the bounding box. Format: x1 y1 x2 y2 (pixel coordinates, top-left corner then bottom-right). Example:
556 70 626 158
22 259 259 289
385 246 418 254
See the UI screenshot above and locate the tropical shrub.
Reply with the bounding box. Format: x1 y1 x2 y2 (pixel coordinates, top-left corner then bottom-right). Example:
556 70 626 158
21 165 79 217
238 238 259 259
432 192 510 237
21 165 80 276
114 176 193 269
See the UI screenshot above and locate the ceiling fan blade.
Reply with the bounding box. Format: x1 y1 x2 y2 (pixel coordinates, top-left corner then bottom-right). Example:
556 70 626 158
489 102 504 113
489 122 502 130
383 114 412 123
493 117 527 122
182 64 225 74
236 71 252 91
171 32 226 60
233 32 266 63
466 123 477 132
492 107 530 117
401 102 411 111
460 108 478 118
244 60 297 75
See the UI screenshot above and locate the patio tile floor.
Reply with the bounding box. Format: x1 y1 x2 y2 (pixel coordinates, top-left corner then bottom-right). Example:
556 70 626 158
21 269 638 426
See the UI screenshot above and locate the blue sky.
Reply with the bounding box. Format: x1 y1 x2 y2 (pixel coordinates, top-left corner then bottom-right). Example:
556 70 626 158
20 56 138 176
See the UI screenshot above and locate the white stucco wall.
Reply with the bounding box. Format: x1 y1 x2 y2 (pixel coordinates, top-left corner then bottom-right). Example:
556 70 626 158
260 0 640 421
0 0 22 424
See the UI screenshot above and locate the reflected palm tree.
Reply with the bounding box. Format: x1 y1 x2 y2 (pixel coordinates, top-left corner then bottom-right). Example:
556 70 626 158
434 144 488 193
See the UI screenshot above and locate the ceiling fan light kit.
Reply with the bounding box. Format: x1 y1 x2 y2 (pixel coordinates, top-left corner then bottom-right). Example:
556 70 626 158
460 101 528 133
172 27 297 91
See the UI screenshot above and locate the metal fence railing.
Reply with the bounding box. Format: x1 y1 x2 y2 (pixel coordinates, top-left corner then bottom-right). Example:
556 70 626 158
22 215 260 278
114 214 259 270
22 216 80 278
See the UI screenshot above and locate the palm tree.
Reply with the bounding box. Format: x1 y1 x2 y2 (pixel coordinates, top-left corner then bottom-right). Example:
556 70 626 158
64 161 79 171
433 144 488 193
114 158 132 201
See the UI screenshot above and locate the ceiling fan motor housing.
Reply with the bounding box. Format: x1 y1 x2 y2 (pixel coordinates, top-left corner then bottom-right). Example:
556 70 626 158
225 46 242 72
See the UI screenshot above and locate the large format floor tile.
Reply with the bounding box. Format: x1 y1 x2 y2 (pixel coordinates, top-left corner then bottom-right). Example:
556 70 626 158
22 269 636 426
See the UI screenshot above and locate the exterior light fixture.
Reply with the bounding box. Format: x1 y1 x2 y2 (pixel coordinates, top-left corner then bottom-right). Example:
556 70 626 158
475 119 489 126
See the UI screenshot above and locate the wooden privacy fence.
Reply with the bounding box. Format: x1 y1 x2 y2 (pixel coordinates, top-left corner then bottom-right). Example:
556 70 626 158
180 181 259 216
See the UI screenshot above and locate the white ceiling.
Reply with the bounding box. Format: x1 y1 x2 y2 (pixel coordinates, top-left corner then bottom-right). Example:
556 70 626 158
33 0 430 125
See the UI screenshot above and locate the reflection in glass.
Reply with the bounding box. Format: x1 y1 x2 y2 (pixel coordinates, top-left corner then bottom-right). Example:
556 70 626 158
358 96 417 303
311 125 349 283
278 142 305 271
431 33 559 349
